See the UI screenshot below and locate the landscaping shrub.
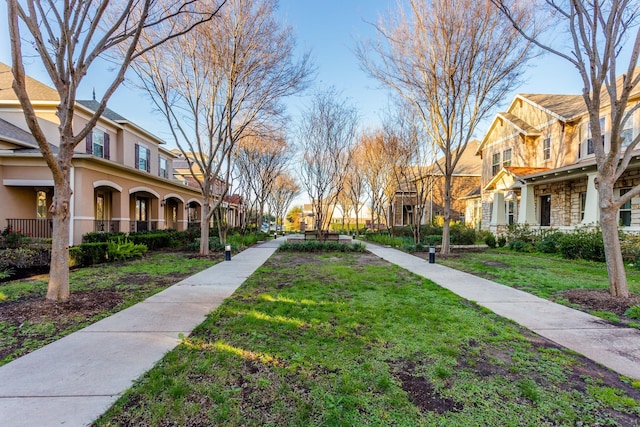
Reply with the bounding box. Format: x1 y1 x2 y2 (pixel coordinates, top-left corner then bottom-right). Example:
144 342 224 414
82 232 126 243
107 238 147 262
557 228 605 262
536 232 562 254
278 241 366 252
485 233 497 248
0 246 50 270
508 239 532 252
128 232 171 250
424 235 442 246
497 235 507 248
76 242 109 266
364 233 407 247
450 225 477 245
506 223 540 246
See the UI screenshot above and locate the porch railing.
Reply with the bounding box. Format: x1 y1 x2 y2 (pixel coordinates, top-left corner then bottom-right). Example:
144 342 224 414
93 220 121 233
132 220 161 233
6 219 52 239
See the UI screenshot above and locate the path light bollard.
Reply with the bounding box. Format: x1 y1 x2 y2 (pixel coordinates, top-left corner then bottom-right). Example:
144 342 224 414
225 245 231 261
274 232 277 240
429 246 435 264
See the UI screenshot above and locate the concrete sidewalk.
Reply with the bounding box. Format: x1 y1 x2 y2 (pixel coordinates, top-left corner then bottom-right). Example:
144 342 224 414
365 242 640 380
0 238 281 427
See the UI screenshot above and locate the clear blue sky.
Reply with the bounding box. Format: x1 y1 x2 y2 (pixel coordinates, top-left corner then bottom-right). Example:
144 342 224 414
0 0 586 144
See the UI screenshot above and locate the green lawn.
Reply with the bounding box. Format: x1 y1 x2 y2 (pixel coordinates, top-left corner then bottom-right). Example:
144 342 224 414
95 251 640 426
0 252 217 366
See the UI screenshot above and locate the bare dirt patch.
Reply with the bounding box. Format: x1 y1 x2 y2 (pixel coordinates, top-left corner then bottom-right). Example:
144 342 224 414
563 289 640 316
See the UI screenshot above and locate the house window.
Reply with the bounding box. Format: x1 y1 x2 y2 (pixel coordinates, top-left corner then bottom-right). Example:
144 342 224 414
159 157 169 179
506 200 515 225
587 138 595 155
86 128 110 159
36 191 47 218
619 188 632 227
621 112 634 148
580 192 586 221
492 152 501 175
543 138 551 160
502 148 512 167
135 143 150 172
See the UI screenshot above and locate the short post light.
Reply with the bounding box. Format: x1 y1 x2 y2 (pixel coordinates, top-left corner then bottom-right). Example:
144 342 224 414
429 246 436 264
225 245 231 261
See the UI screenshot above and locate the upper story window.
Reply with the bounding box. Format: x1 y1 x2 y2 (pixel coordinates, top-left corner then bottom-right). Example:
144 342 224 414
491 152 501 176
502 148 512 167
135 143 150 172
159 156 169 179
86 128 110 159
543 138 551 160
587 117 606 155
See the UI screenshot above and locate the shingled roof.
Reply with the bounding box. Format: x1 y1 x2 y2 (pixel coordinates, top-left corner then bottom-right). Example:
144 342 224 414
0 62 59 102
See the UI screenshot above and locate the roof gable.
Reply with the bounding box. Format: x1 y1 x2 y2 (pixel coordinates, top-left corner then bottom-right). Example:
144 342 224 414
0 62 59 102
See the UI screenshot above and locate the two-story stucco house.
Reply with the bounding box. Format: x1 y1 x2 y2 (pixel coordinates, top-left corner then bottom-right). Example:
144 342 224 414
0 62 241 245
472 73 640 234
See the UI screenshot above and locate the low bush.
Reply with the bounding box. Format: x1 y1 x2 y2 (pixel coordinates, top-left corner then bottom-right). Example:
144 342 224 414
536 232 563 254
75 242 109 266
128 232 172 250
508 239 533 252
557 228 605 262
82 232 126 243
278 241 366 252
485 233 497 248
424 235 442 245
0 246 50 270
364 233 407 247
107 238 147 262
450 224 477 245
497 235 507 248
624 305 640 320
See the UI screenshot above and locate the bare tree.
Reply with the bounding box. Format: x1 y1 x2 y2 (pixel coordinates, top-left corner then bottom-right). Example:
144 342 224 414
345 144 367 236
7 0 225 301
358 0 533 253
131 0 311 254
494 0 640 297
268 172 300 233
234 131 290 233
299 89 358 236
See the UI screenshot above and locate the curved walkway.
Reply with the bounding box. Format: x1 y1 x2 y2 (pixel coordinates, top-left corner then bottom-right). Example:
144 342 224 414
365 242 640 380
0 239 281 427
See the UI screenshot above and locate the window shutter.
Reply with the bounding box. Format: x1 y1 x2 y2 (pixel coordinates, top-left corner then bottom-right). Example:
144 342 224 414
104 133 110 160
86 132 93 154
146 148 151 172
158 157 162 177
135 143 140 169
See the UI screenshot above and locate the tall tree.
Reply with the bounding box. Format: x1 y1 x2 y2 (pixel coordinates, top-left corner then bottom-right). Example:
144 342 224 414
494 0 640 298
299 89 358 236
358 0 533 253
234 131 290 233
268 172 300 233
7 0 224 301
131 0 311 254
345 143 367 236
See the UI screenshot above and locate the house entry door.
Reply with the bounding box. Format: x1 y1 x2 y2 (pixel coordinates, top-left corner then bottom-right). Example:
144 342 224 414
540 195 551 226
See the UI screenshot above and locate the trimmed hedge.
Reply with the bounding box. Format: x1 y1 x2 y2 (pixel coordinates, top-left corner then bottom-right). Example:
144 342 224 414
278 241 366 252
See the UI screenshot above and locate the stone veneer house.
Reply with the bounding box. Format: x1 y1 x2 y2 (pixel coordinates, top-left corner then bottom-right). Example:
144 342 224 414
0 62 242 245
472 73 640 234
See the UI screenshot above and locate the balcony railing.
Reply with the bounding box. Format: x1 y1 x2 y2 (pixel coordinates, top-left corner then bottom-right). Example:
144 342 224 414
6 219 52 239
93 220 121 233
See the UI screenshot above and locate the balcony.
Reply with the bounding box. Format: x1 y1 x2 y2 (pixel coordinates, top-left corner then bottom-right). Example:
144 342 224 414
6 219 52 239
93 220 121 233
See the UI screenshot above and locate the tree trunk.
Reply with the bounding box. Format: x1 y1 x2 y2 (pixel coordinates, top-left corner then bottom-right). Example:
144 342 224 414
441 174 452 254
200 201 210 255
598 182 630 297
46 179 72 301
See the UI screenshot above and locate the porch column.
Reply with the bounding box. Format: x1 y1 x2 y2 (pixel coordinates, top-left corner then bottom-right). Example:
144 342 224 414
582 172 600 225
490 191 506 226
518 184 537 224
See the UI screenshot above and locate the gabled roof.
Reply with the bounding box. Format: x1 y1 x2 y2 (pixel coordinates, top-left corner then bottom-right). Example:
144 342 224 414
76 99 128 122
484 166 550 191
458 185 481 200
519 94 585 122
0 62 59 102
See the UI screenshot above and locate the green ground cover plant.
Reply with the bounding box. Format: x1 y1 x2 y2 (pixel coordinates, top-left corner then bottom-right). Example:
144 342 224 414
95 252 640 426
0 252 217 366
